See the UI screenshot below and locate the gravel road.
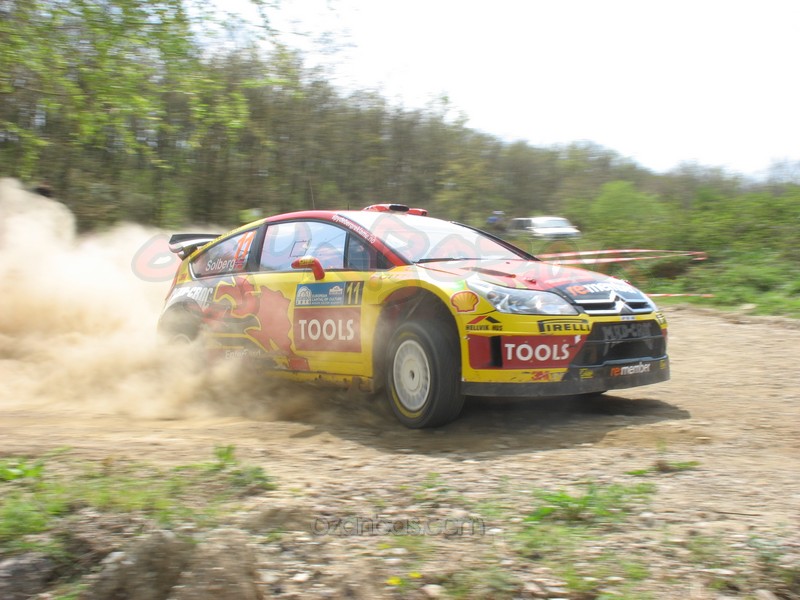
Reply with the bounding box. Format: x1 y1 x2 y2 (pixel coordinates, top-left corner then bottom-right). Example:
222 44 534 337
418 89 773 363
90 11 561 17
1 305 799 599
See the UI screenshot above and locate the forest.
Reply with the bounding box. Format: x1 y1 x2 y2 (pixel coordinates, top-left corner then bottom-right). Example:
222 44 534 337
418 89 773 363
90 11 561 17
2 0 799 315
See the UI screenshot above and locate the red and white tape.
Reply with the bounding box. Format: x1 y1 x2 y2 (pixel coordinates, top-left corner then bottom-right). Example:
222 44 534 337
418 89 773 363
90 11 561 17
648 293 715 298
538 248 712 298
538 248 708 265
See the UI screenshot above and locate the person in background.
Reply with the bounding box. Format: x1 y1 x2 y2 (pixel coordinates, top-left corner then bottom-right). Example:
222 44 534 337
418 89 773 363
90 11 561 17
32 181 53 198
486 210 506 233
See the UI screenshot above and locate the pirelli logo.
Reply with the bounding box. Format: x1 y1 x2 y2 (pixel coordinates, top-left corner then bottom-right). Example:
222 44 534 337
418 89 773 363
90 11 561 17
537 319 591 334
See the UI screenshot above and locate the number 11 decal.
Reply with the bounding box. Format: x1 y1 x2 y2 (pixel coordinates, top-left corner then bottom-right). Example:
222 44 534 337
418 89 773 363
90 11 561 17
345 281 364 305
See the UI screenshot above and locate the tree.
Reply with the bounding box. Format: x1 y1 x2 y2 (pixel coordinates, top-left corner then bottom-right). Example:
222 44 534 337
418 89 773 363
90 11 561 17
586 181 675 249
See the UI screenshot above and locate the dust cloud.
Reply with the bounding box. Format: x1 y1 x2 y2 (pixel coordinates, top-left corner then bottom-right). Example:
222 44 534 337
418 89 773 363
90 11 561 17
0 178 322 422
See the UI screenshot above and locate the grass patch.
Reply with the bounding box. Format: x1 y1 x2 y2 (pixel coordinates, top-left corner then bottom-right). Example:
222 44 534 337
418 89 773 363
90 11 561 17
513 482 657 597
642 256 800 319
526 482 655 524
559 555 653 597
751 537 800 597
516 522 588 560
627 460 700 477
0 457 45 482
0 446 275 557
444 564 519 599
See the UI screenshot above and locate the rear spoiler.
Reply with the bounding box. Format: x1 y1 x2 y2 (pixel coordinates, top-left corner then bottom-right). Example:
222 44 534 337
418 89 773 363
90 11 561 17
167 233 221 259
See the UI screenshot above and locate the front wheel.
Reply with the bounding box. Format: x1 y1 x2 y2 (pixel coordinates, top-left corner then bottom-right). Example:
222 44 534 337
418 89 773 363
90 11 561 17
385 320 464 428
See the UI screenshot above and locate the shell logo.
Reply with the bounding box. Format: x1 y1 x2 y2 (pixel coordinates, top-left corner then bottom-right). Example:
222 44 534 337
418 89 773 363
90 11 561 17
451 291 479 313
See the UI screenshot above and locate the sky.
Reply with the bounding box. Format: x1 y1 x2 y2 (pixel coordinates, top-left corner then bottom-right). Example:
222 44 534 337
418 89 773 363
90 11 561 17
260 0 800 177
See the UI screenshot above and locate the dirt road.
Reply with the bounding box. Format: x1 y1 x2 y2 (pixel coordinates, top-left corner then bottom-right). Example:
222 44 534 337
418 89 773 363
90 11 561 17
2 178 799 599
2 306 799 599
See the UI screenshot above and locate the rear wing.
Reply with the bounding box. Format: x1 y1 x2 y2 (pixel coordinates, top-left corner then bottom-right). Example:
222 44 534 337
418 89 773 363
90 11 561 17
167 233 221 259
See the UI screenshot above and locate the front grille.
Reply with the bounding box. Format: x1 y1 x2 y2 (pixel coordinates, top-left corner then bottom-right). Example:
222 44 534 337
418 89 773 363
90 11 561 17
574 320 666 366
573 293 654 316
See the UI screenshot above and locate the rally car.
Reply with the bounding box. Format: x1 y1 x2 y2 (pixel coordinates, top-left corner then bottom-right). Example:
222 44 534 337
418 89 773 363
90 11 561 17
159 204 669 428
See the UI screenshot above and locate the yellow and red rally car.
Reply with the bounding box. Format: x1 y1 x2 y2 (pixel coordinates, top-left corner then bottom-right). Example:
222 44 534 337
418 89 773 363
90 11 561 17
159 204 669 428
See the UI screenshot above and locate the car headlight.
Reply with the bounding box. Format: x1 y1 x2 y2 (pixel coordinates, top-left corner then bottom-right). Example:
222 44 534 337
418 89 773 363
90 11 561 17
468 279 578 315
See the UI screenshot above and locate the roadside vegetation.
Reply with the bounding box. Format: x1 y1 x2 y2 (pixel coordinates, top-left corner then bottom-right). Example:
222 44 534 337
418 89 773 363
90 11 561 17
3 1 800 319
548 180 800 318
0 446 273 556
3 447 799 598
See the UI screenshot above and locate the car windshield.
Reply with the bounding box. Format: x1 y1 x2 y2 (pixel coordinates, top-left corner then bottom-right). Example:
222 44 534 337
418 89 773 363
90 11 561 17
342 212 524 263
535 218 572 228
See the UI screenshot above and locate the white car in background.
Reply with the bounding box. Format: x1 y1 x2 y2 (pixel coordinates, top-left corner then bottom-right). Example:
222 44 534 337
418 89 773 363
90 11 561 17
509 216 581 240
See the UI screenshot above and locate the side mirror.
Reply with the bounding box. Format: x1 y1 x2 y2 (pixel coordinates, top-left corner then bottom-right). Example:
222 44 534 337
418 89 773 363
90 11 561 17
291 255 325 280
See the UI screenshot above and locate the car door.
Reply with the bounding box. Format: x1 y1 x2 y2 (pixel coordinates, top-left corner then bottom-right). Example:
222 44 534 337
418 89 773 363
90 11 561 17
206 219 378 377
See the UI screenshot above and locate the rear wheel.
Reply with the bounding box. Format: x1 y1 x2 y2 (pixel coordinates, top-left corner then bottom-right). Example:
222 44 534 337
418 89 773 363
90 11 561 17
158 306 202 345
386 320 464 428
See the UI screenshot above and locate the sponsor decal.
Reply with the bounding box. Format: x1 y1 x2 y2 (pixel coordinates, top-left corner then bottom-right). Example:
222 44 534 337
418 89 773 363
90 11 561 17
537 318 591 334
332 214 377 244
601 322 653 341
206 257 239 273
501 335 584 368
451 291 479 313
610 362 652 377
530 370 565 383
205 230 256 274
465 315 502 332
293 307 361 352
295 282 363 307
212 276 309 370
170 285 213 309
579 368 594 380
225 348 263 360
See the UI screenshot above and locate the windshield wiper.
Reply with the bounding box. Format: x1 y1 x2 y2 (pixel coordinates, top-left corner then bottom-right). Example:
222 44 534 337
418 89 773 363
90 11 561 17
415 257 481 264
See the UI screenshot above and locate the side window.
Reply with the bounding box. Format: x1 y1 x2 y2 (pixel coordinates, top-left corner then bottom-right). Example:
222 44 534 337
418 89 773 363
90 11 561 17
260 221 346 271
345 236 375 270
191 229 256 278
261 222 310 271
308 223 345 270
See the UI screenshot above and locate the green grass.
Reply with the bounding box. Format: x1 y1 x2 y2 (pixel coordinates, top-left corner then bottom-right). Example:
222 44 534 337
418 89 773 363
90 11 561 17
0 457 45 481
749 536 800 597
627 460 700 477
525 482 655 524
513 482 657 597
634 255 800 319
559 555 652 597
531 238 800 320
0 446 276 556
444 564 519 599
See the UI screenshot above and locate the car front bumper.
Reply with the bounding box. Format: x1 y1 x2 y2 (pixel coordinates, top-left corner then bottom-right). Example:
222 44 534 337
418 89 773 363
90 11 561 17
461 357 669 397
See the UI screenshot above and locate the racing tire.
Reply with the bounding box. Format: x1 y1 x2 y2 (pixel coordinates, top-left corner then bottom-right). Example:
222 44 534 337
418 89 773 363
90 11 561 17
385 320 464 428
158 306 201 345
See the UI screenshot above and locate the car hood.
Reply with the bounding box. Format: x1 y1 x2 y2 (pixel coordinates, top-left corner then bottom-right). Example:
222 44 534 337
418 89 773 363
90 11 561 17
417 259 649 303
